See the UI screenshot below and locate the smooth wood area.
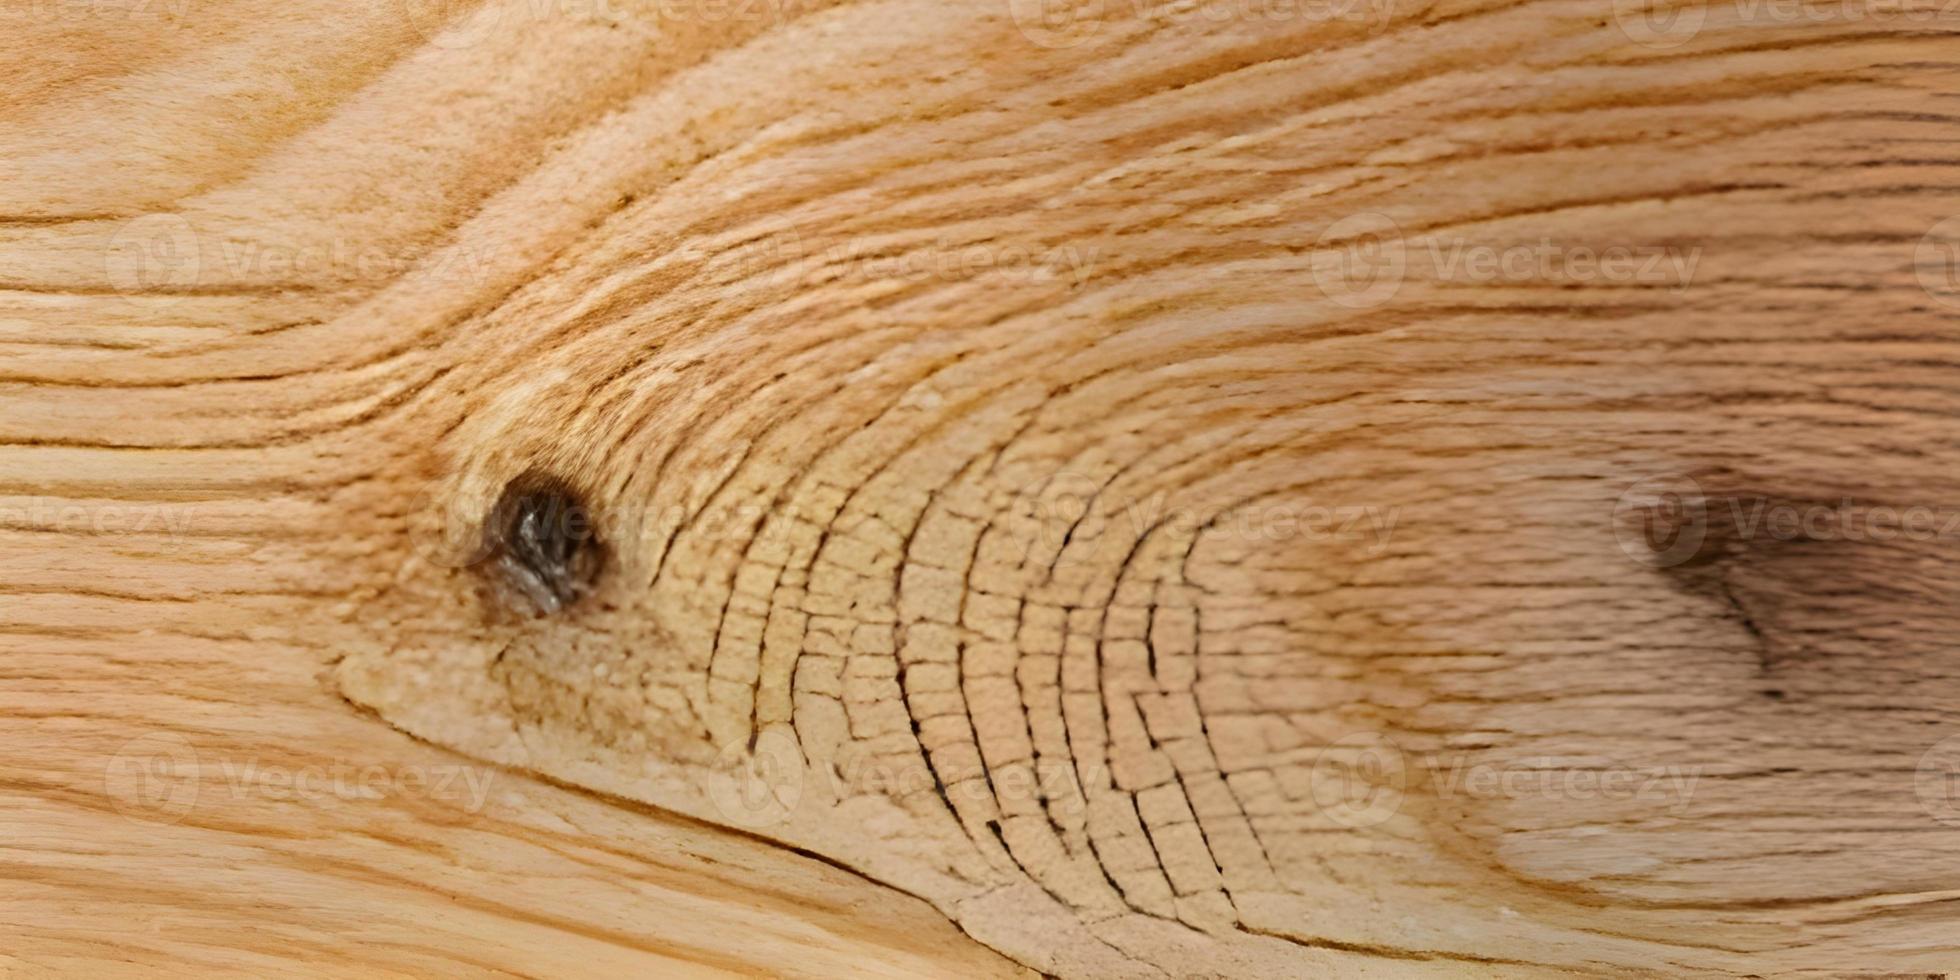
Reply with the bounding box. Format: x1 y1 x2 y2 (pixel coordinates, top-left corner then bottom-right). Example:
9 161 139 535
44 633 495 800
4 0 1960 976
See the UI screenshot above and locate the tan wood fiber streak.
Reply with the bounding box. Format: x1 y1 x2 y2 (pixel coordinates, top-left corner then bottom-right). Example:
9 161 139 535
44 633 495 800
4 0 1960 976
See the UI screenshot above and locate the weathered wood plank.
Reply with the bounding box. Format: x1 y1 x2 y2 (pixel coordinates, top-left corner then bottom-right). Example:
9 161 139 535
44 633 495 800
5 0 1960 975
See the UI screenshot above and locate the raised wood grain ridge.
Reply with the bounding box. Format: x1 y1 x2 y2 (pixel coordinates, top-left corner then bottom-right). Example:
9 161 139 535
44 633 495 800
4 0 1960 976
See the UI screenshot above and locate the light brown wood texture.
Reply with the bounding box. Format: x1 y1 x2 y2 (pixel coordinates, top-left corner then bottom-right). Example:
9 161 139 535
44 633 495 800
6 0 1960 976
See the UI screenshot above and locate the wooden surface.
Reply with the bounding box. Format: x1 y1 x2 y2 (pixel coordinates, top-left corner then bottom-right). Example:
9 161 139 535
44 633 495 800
5 0 1960 976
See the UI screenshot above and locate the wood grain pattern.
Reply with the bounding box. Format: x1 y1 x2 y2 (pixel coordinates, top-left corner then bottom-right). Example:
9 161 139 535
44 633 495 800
5 0 1960 975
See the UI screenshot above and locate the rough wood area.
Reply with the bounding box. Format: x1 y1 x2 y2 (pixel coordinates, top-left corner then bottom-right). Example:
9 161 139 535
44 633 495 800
5 0 1960 975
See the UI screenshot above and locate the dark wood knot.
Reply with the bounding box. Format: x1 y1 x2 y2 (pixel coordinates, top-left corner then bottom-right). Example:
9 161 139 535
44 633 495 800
483 470 603 615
